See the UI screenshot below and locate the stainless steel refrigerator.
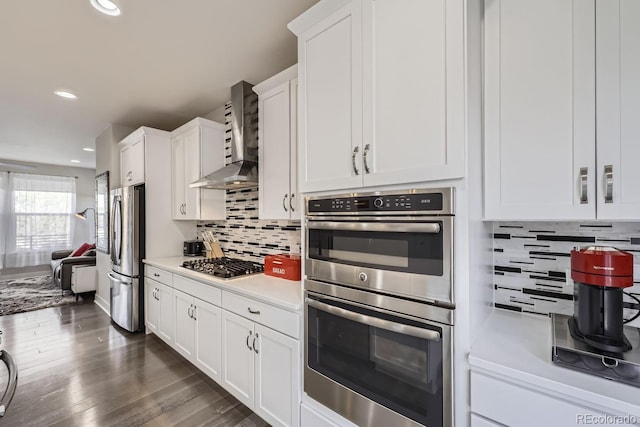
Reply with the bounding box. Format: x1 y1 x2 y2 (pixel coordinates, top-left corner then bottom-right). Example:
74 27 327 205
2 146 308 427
109 185 145 332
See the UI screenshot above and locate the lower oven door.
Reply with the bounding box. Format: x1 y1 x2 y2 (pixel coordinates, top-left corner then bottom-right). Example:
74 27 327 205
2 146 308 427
305 291 452 427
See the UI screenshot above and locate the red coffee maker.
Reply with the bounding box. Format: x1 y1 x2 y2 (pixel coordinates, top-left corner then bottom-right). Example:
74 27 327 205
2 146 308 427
569 246 634 353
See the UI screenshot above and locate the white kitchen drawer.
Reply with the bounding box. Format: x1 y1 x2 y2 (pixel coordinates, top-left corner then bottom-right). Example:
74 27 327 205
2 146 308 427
222 290 299 339
145 265 172 286
173 274 222 307
471 413 503 427
470 372 625 427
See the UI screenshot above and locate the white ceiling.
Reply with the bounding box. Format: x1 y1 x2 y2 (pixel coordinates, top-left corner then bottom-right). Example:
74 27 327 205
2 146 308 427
0 0 318 170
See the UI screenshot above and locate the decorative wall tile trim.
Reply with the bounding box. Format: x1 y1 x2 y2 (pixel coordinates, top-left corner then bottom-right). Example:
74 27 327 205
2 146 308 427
492 222 640 327
197 102 301 264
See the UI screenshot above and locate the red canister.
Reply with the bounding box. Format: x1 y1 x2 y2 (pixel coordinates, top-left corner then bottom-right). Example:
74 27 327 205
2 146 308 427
264 254 302 281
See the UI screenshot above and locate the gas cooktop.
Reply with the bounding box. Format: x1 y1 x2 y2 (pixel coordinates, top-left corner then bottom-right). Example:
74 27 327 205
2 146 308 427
181 257 264 279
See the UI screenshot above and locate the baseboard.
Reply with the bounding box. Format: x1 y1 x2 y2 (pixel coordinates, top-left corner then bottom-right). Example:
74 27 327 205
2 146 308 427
94 294 110 316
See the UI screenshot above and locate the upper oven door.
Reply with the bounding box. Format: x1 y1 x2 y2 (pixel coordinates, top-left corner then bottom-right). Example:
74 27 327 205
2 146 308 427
305 217 453 305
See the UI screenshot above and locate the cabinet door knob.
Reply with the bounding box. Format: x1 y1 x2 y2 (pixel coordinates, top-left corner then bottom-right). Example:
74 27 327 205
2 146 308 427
352 146 360 176
246 331 253 350
282 194 289 212
579 167 588 204
289 194 295 212
127 171 132 181
252 333 259 354
604 165 613 204
363 144 371 174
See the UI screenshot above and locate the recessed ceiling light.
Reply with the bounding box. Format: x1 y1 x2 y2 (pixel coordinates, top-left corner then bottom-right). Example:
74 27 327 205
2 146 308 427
71 160 81 163
54 90 77 99
83 148 95 152
90 0 121 16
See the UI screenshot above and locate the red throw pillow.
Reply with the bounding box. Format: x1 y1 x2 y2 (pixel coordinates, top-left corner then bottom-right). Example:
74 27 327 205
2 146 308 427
71 243 95 257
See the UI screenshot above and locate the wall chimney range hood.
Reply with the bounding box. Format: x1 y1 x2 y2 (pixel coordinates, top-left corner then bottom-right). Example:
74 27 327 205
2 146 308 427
190 81 259 190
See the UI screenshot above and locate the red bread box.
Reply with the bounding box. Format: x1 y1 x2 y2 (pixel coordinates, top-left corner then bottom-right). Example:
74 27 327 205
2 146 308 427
264 254 302 281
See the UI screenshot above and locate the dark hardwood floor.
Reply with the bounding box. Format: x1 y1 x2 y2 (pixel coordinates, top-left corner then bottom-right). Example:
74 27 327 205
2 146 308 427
0 303 268 427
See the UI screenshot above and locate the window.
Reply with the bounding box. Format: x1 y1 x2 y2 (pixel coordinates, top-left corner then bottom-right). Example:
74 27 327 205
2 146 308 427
1 173 76 268
14 189 74 250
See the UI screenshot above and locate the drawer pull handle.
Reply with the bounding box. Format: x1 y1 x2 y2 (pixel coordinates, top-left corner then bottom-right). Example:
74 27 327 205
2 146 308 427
247 308 260 315
153 273 160 277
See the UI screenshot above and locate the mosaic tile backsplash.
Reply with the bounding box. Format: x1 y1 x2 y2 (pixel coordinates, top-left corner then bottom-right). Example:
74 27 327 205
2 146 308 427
196 102 301 264
493 222 640 328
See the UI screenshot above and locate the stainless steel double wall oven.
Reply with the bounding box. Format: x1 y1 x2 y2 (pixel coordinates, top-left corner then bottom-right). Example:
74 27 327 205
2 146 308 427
304 188 455 427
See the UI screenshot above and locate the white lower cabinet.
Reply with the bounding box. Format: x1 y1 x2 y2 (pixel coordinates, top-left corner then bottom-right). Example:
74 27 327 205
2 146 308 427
172 284 223 383
145 277 174 344
300 403 341 427
221 299 300 427
470 413 502 427
194 299 223 382
144 267 300 427
174 289 196 359
471 372 635 427
254 323 298 427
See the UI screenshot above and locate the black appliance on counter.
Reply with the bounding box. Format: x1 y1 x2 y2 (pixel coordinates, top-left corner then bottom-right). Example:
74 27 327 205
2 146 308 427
552 246 640 387
183 240 204 257
182 257 264 279
569 246 634 353
552 313 640 387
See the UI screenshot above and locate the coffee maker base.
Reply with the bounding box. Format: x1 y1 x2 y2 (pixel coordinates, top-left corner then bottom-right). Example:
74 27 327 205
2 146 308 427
552 313 640 388
568 315 632 353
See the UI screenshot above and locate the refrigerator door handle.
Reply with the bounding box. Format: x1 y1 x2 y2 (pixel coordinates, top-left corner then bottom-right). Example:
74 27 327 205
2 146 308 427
0 350 18 417
111 198 122 266
110 196 117 264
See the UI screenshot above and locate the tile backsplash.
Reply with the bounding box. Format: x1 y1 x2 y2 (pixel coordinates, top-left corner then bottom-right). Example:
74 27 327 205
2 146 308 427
197 188 300 264
492 222 640 327
196 102 301 264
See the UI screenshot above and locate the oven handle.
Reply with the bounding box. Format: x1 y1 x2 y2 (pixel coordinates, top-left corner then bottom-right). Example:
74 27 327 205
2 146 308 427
306 298 441 342
307 221 441 234
0 350 18 417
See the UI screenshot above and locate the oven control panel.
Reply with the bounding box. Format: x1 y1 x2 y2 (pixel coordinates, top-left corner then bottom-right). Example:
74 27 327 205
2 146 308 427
307 191 445 213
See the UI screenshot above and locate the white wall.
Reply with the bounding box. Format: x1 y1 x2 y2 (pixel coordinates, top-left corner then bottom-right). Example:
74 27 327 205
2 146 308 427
202 104 227 123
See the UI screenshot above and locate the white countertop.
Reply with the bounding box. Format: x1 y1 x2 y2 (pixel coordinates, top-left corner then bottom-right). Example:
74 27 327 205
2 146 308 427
469 309 640 418
143 256 302 312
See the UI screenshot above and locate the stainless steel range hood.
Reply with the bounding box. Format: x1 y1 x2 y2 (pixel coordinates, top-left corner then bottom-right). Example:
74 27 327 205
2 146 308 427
190 81 259 190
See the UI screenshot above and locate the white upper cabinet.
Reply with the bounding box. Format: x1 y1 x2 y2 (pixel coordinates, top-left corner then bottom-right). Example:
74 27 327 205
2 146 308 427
596 0 640 220
484 0 640 221
170 117 226 221
119 132 146 186
361 0 465 188
295 1 362 193
290 0 465 193
255 65 300 220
